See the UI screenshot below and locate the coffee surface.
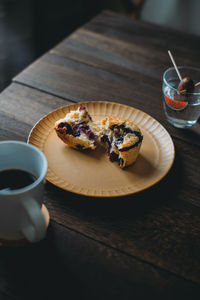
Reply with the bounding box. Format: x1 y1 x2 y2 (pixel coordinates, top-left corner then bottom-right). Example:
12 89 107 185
0 169 36 191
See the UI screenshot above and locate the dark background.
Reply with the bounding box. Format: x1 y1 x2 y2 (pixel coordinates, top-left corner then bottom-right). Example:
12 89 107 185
0 0 200 93
0 0 126 92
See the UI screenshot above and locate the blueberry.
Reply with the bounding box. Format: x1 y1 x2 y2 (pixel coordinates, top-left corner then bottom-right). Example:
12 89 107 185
73 131 81 137
81 124 89 131
101 135 108 143
58 122 66 128
79 107 86 111
58 128 65 134
109 151 119 162
124 127 133 134
85 129 91 135
88 131 96 140
110 123 125 131
75 144 84 150
58 122 73 135
114 134 124 144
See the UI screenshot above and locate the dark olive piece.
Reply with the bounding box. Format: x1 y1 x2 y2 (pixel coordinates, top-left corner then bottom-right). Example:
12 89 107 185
177 77 195 93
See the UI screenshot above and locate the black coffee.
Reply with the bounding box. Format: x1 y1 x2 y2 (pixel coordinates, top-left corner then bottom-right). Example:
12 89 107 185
0 169 37 191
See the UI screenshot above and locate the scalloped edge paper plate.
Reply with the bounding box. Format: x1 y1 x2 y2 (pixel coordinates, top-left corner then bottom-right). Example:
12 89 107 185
28 101 175 197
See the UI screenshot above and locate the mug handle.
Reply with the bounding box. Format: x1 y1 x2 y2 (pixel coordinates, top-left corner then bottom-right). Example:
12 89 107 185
20 198 47 243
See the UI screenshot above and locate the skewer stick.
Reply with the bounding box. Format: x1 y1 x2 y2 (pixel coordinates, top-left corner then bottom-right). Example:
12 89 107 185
168 50 200 91
195 82 200 87
168 50 182 81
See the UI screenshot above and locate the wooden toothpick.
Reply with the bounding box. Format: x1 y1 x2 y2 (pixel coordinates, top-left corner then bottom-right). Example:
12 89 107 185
168 50 200 91
168 50 182 81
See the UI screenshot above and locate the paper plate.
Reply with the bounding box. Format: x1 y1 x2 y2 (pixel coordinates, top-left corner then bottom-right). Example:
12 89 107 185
28 101 175 197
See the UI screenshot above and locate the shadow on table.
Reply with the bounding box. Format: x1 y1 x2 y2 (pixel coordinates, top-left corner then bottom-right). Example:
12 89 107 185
0 235 85 300
0 145 198 300
45 144 183 220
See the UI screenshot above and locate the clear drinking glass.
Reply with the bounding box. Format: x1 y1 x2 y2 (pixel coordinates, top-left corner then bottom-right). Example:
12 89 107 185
162 66 200 128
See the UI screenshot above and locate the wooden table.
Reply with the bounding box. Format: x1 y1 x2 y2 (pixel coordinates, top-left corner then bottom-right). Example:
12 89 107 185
0 10 200 300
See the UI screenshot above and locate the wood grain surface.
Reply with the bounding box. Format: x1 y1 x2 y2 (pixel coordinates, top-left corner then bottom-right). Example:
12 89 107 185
14 11 200 147
0 83 200 288
1 10 200 299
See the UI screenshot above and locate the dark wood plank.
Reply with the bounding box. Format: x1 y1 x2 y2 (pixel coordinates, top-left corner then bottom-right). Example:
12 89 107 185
0 83 199 206
44 170 200 285
0 83 71 142
52 25 200 84
53 9 200 148
0 83 200 286
14 38 200 147
51 27 200 147
0 223 82 300
14 52 161 105
1 221 200 300
51 28 163 82
1 11 200 299
44 221 200 300
84 10 200 65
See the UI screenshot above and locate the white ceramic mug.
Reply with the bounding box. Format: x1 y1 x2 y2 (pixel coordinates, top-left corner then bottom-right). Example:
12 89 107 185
0 141 48 243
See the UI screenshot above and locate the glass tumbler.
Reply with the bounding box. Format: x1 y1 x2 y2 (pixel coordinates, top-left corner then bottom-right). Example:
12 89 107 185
162 66 200 128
